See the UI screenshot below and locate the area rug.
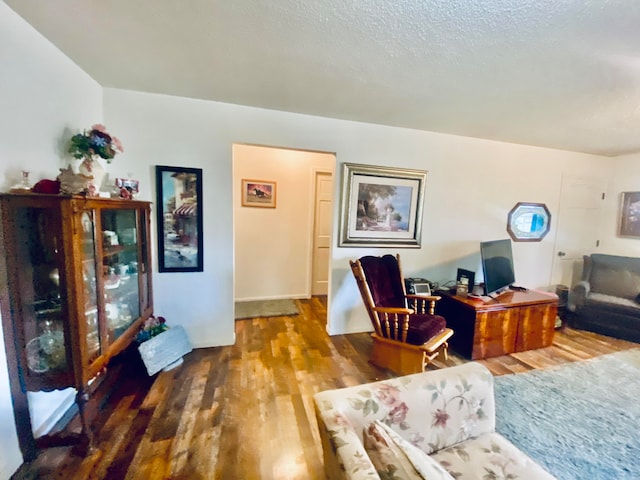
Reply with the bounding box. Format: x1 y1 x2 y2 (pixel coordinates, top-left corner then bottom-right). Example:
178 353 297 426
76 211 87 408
234 299 299 319
494 348 640 480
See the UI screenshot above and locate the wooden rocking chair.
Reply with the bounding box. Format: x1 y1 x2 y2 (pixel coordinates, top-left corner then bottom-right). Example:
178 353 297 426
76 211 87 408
350 254 453 375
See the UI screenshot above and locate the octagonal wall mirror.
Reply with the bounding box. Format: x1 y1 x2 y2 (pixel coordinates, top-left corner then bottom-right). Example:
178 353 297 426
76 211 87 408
507 202 551 242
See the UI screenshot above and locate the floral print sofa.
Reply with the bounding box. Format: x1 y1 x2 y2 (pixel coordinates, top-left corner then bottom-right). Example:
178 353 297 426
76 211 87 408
313 363 555 479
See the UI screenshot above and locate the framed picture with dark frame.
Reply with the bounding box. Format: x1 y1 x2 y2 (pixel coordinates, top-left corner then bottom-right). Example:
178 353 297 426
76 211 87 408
155 165 204 272
619 191 640 238
456 268 475 290
338 163 427 247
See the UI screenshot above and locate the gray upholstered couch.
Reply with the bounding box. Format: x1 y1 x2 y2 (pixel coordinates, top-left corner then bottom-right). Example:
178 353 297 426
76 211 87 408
568 253 640 343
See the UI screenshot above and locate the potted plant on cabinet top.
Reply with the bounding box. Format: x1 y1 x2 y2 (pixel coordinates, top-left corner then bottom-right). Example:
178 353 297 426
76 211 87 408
67 124 124 196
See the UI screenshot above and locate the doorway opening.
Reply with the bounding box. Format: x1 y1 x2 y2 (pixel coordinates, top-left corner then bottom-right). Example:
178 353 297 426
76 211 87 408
232 144 335 312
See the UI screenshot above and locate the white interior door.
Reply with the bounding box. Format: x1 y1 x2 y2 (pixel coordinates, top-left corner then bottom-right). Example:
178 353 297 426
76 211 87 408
551 175 606 287
311 171 333 295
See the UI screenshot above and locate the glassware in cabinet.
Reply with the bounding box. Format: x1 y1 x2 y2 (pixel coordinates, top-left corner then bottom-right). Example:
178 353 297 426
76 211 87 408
9 205 71 383
79 211 101 363
100 208 141 344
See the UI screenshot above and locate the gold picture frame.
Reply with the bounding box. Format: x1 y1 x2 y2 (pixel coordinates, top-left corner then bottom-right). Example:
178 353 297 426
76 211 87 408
338 163 427 247
241 179 277 208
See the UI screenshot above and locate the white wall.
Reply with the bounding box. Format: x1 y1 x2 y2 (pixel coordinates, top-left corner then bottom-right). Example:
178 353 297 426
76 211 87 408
103 88 611 338
233 144 335 301
0 2 103 477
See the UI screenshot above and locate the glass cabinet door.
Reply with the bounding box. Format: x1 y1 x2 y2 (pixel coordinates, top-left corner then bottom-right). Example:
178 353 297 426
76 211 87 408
12 207 69 377
79 211 101 364
138 208 152 314
100 208 141 343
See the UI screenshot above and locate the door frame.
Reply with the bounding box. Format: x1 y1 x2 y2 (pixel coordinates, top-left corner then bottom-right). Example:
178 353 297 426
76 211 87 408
309 168 334 296
550 174 605 288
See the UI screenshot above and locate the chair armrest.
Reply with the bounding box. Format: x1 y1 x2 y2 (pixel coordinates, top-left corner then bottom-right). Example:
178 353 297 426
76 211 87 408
406 294 440 315
406 294 441 302
422 327 454 353
373 306 414 315
568 281 590 311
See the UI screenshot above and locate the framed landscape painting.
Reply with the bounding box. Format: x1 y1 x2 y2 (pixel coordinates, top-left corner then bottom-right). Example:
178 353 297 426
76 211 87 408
155 166 204 272
241 179 277 208
338 163 427 247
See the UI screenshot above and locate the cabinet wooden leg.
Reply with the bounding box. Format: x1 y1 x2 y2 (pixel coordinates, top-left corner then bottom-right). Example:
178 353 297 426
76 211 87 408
76 389 96 453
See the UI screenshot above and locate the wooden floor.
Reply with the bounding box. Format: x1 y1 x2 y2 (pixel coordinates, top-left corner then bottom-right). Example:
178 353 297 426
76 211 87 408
13 296 638 479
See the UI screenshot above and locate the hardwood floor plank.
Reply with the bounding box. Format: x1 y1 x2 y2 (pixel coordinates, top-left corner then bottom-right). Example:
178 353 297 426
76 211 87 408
12 297 638 479
106 408 153 478
167 360 211 478
291 392 323 480
92 412 136 479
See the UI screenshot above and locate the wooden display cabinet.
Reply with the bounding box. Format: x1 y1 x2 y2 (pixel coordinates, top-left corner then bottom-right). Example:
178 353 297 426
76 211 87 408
0 193 153 455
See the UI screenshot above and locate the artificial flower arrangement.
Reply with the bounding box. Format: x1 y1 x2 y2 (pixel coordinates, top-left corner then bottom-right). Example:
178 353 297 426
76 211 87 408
135 315 169 344
68 124 124 163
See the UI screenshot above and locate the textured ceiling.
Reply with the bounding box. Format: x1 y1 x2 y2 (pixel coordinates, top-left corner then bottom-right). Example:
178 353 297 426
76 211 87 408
6 0 640 156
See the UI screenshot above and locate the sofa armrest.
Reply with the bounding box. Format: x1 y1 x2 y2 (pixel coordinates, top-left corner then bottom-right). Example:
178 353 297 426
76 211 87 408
314 402 379 480
568 281 590 311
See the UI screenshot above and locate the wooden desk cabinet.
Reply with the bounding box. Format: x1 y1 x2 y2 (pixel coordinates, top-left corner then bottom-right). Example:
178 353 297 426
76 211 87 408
436 290 558 359
0 193 153 454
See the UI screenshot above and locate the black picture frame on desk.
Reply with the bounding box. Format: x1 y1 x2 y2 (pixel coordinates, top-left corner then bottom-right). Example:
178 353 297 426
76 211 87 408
456 268 475 290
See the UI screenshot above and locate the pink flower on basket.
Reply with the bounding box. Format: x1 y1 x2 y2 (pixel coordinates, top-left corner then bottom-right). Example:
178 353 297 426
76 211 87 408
373 384 401 407
136 315 168 343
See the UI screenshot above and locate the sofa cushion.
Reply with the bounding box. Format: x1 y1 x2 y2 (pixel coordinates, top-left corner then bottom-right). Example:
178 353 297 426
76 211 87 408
586 293 640 315
590 267 640 299
364 420 456 479
587 253 640 299
431 432 556 480
364 420 453 480
364 420 423 479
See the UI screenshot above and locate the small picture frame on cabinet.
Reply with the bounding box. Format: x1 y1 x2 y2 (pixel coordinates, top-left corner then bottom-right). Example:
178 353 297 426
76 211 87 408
115 177 140 194
456 268 475 291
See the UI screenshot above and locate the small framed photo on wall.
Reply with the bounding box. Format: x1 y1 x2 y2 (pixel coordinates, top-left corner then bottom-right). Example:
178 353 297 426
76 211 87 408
241 179 277 208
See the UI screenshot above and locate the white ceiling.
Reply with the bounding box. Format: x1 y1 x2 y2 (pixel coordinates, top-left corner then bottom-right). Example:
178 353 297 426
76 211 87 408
7 0 640 156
